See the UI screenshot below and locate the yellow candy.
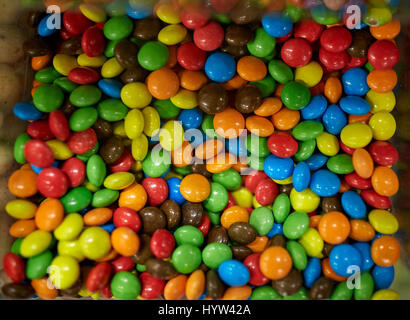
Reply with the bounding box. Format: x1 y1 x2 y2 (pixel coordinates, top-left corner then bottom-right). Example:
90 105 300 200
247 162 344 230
368 111 396 140
158 24 188 45
77 54 106 68
46 139 73 160
156 3 181 24
113 121 127 138
49 256 80 290
101 57 124 78
170 89 197 109
84 180 100 192
340 123 373 148
273 176 293 185
104 172 136 190
142 106 161 137
79 227 111 260
298 228 324 258
294 61 323 88
132 160 143 172
159 120 184 151
124 109 145 139
371 289 400 300
368 209 399 234
252 196 272 209
79 3 107 22
20 230 52 258
231 187 253 208
316 132 340 156
57 240 86 262
290 188 320 213
132 135 149 161
121 82 152 109
54 213 84 241
53 54 78 76
366 90 396 113
6 199 37 219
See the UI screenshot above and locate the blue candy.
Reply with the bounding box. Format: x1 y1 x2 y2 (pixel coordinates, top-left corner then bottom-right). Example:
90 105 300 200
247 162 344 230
322 104 347 135
329 244 362 277
226 137 248 157
341 190 366 219
372 265 395 289
266 223 283 238
14 102 43 121
339 96 371 115
31 161 59 174
306 154 328 171
178 108 203 130
185 129 207 148
292 162 311 192
167 177 185 205
352 242 374 271
342 68 369 96
218 260 250 287
301 95 327 120
262 11 293 37
98 79 122 98
303 258 321 288
126 1 153 19
263 154 294 180
101 224 116 233
310 169 341 197
38 14 58 37
205 53 236 83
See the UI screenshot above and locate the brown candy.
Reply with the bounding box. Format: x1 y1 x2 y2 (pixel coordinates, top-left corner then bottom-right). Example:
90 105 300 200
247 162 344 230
60 37 82 55
207 226 229 244
220 43 249 58
1 283 35 299
199 263 210 273
134 17 161 41
114 39 139 68
309 277 334 300
93 118 113 140
230 0 263 25
347 30 374 58
279 183 293 196
120 66 148 84
225 25 253 46
60 271 83 297
321 196 342 213
235 84 262 114
23 38 51 57
139 207 167 235
231 245 253 261
60 99 77 118
228 222 257 245
181 202 203 226
99 136 124 164
160 200 181 230
206 269 225 300
145 258 179 280
190 162 212 179
268 234 287 248
131 234 153 264
322 242 334 258
27 11 44 28
271 269 303 297
198 83 228 115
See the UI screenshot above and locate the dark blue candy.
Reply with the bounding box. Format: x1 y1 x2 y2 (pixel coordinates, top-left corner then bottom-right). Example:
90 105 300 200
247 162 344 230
218 260 250 286
262 11 293 37
306 154 328 171
301 95 327 120
329 244 362 277
353 242 374 271
205 53 236 83
178 108 203 130
263 154 294 180
167 177 185 205
292 162 311 192
339 96 371 115
322 104 347 135
14 102 44 121
372 265 395 289
310 169 340 197
303 258 321 288
98 79 122 98
341 190 366 219
342 68 369 96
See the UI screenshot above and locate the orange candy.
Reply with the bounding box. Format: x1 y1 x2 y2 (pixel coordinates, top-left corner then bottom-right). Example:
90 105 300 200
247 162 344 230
95 248 118 262
259 246 292 280
309 215 322 229
367 69 397 93
371 166 399 197
338 179 350 193
247 236 268 253
206 152 235 173
232 157 249 173
9 219 37 238
31 278 59 300
8 169 38 198
349 219 375 242
245 115 274 137
164 274 187 300
348 113 372 124
165 45 178 68
83 208 113 226
318 211 350 245
111 227 140 257
370 20 401 40
146 67 179 99
222 286 252 300
180 173 211 202
179 70 207 91
272 108 300 130
324 76 342 104
222 74 247 90
118 184 147 211
185 269 205 300
195 139 224 160
35 198 64 231
213 108 245 139
171 140 193 167
254 97 282 117
237 56 267 82
352 148 374 179
32 53 52 71
322 258 347 282
371 236 400 267
220 205 249 229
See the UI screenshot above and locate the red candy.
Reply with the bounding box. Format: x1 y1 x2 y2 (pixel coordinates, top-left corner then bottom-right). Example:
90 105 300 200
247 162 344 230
113 207 141 232
67 128 97 154
294 19 323 43
101 284 112 299
3 252 26 283
361 189 391 209
243 253 269 286
68 67 100 84
81 26 106 57
37 168 69 198
368 141 398 166
343 56 367 72
197 213 211 237
142 177 169 206
27 120 54 140
177 42 207 71
49 110 70 141
139 272 165 300
111 256 135 273
180 5 210 30
61 157 86 187
319 47 350 70
193 21 224 52
340 141 355 155
267 132 298 158
150 229 175 259
281 38 312 68
86 262 112 293
110 149 135 173
320 27 352 53
254 179 278 206
345 173 372 190
63 10 93 36
24 139 55 168
368 40 400 70
244 170 269 193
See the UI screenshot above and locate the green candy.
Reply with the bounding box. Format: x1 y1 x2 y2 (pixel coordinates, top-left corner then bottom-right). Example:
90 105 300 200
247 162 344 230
249 206 274 236
283 211 309 240
106 0 127 16
294 139 316 162
14 133 30 164
201 115 219 139
54 77 78 92
174 225 204 247
11 238 23 255
246 134 270 158
212 168 242 191
283 287 309 300
268 60 293 84
203 182 228 212
153 99 180 119
35 67 61 84
248 154 265 171
292 121 324 141
206 211 221 226
138 41 169 71
250 75 276 98
331 281 354 300
247 28 276 58
98 99 128 122
70 85 102 107
86 155 107 188
251 286 281 300
103 16 133 41
69 107 98 132
354 272 374 300
283 4 307 22
365 61 374 72
77 141 99 161
173 166 192 176
273 193 290 223
33 84 64 112
363 7 392 27
311 5 340 25
172 245 202 274
327 154 354 174
60 187 92 213
92 189 120 207
142 149 171 178
281 81 311 110
136 264 146 272
104 39 121 58
110 271 141 300
214 12 231 24
26 250 53 280
202 243 232 269
286 240 308 271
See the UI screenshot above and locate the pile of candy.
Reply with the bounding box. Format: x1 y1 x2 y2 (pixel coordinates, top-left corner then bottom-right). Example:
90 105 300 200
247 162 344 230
1 0 403 300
